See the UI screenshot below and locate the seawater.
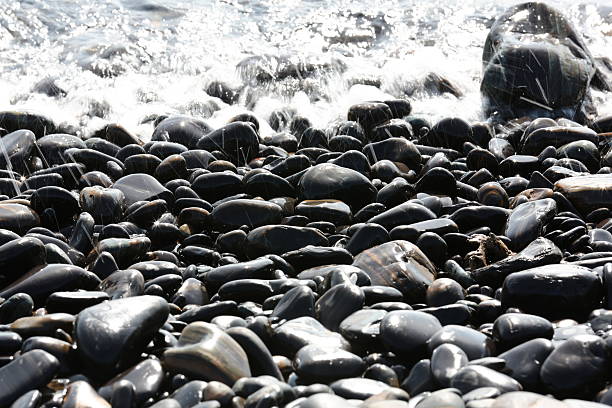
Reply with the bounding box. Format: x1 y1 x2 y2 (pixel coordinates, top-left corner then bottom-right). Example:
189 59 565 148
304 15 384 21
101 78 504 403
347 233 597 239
0 0 611 139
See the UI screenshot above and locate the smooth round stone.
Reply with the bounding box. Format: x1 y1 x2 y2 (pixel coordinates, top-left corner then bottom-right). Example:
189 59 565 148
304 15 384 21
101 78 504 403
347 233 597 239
554 175 612 215
191 172 243 203
557 140 599 173
498 338 554 390
74 295 169 374
347 102 392 135
99 269 145 299
36 133 87 165
426 117 472 151
272 285 316 321
273 316 351 357
451 365 522 394
112 174 173 206
96 237 151 268
0 130 35 171
62 380 111 408
244 172 295 198
212 199 282 230
368 202 436 230
0 202 40 234
245 225 328 259
0 264 100 306
330 378 390 400
79 186 125 224
492 313 553 350
521 126 598 156
478 183 509 208
431 343 468 388
540 335 609 398
363 138 421 169
416 232 447 266
0 331 22 354
427 325 494 360
0 350 60 406
426 278 465 307
380 310 442 358
163 322 251 386
339 309 387 345
352 240 437 303
449 206 510 234
196 122 259 165
294 345 365 383
504 198 557 251
346 223 390 256
29 186 80 224
295 199 352 226
315 283 364 331
0 236 46 285
298 163 377 210
501 264 603 321
416 167 457 196
151 115 211 148
0 293 34 324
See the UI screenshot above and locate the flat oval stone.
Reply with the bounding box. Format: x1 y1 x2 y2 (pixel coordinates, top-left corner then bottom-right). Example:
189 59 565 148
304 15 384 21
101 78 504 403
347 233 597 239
330 378 390 400
298 163 377 210
0 350 60 406
212 199 283 230
112 174 173 206
380 310 442 358
521 126 598 155
363 137 421 169
245 225 328 259
540 334 609 398
554 174 612 215
226 326 283 380
0 203 40 234
74 295 169 374
501 264 603 321
339 309 387 345
504 198 557 251
272 285 316 321
492 313 553 350
273 316 351 357
369 202 436 230
352 240 437 302
295 199 352 226
427 325 494 360
163 321 251 386
0 264 100 306
294 345 365 383
450 365 522 394
95 237 151 268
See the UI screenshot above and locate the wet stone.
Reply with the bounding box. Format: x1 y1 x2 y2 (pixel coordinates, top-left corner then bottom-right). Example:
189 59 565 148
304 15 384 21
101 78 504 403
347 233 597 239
163 321 251 386
352 240 437 303
74 295 169 375
212 199 282 230
293 345 365 383
0 350 60 406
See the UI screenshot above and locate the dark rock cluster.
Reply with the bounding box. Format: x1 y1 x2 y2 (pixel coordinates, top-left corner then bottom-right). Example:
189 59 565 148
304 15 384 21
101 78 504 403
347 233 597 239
0 2 611 408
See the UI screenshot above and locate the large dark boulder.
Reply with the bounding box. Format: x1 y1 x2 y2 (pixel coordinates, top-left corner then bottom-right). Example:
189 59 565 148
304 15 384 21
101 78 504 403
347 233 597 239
481 2 610 123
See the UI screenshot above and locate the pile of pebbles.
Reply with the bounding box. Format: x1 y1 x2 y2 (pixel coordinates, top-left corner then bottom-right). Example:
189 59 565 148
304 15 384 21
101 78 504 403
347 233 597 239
0 98 611 408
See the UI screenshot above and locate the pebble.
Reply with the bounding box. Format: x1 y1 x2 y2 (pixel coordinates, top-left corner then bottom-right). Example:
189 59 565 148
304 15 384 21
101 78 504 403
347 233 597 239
0 3 610 405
